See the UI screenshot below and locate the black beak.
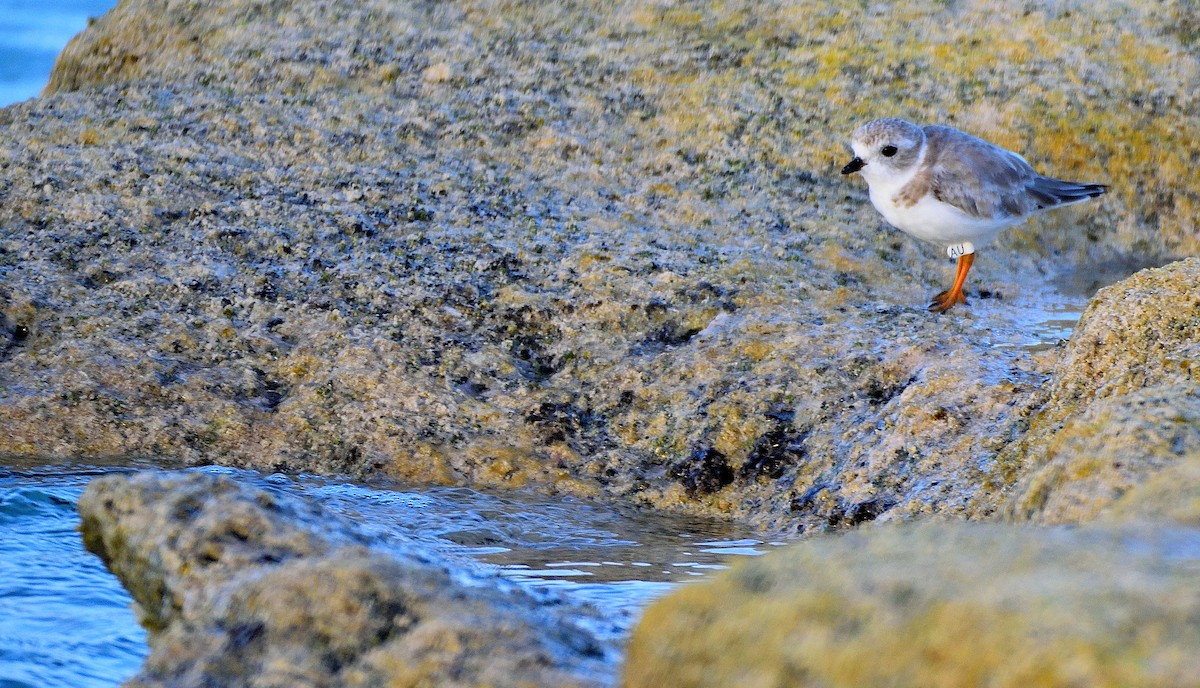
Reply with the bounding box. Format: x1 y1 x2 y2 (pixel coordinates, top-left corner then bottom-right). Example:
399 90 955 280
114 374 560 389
841 157 865 175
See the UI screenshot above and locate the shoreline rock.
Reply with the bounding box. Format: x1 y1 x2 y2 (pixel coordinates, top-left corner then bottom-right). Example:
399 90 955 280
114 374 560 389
79 471 610 687
9 0 1198 684
998 259 1200 523
1 0 1195 532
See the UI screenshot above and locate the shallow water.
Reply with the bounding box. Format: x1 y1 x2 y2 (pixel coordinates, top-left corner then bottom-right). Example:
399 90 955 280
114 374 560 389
992 292 1086 353
283 469 771 641
0 461 772 685
0 464 149 688
1000 257 1175 352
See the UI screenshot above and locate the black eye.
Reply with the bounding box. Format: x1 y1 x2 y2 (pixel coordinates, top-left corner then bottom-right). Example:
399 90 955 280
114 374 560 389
881 145 898 157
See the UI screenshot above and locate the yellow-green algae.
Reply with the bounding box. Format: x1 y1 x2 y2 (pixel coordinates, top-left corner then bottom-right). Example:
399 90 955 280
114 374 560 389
45 0 1197 258
623 522 1200 688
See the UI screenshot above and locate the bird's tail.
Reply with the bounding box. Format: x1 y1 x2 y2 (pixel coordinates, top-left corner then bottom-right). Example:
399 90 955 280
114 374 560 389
1027 177 1108 210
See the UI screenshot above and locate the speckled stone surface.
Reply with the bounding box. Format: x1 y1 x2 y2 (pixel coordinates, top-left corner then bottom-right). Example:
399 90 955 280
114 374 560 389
23 0 1200 684
1 0 1196 534
79 471 609 687
1000 258 1200 523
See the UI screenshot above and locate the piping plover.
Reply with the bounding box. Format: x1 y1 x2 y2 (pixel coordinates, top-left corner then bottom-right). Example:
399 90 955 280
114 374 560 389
841 118 1107 312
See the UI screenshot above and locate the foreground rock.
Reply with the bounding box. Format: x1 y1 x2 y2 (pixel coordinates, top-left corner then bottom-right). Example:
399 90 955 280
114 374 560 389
623 521 1200 688
79 472 608 688
0 0 1195 529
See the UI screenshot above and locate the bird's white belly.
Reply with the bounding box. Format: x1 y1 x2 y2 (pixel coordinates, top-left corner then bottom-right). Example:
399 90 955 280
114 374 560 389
870 187 1021 247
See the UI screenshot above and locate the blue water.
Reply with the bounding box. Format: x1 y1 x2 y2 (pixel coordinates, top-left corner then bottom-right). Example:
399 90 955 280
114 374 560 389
0 462 771 686
284 470 770 641
0 464 148 688
0 0 118 106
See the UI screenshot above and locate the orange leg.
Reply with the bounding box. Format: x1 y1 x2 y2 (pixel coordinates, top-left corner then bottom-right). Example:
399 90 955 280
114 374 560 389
928 253 974 313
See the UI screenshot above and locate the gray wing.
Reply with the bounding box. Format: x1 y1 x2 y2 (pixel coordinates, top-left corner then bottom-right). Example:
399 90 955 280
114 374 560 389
923 126 1044 221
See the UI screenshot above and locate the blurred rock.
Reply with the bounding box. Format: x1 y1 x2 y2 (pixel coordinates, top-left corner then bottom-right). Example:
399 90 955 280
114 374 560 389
623 522 1200 688
79 472 608 688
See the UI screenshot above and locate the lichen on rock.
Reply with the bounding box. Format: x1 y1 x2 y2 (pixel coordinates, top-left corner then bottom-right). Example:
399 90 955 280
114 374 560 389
998 259 1200 523
14 0 1200 683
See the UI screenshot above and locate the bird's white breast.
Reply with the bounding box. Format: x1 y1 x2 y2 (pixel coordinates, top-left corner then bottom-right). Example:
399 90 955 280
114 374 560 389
872 189 1017 246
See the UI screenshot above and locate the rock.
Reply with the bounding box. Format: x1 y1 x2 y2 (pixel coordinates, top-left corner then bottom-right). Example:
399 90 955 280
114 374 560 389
1103 453 1200 526
25 3 1200 683
622 522 1200 688
79 472 609 688
998 259 1200 523
1048 258 1200 407
0 0 1196 530
1001 383 1200 523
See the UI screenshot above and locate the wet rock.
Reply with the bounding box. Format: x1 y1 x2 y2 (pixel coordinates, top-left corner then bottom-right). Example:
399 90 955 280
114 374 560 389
669 446 734 497
0 0 1195 530
79 472 608 688
737 423 806 482
998 259 1200 523
623 522 1200 688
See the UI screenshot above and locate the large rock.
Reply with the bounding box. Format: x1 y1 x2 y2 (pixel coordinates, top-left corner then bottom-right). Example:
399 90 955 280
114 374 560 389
1103 453 1200 526
79 472 609 687
1 0 1196 529
999 259 1200 523
623 522 1200 688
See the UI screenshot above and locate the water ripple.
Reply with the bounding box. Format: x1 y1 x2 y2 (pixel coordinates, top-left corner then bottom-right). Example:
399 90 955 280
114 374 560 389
0 476 147 688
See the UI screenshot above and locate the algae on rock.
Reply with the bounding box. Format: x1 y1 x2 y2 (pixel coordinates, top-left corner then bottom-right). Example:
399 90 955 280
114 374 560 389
24 0 1200 684
0 0 1195 531
998 258 1200 524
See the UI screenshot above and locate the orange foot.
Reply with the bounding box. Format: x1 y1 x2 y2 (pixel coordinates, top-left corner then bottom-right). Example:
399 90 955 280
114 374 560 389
928 288 967 313
927 252 975 314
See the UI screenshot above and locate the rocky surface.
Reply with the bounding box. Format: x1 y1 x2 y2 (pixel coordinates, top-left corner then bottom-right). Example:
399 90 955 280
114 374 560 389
623 521 1200 688
18 0 1200 684
621 258 1200 687
79 471 609 687
1103 453 1200 525
999 259 1200 523
0 0 1194 531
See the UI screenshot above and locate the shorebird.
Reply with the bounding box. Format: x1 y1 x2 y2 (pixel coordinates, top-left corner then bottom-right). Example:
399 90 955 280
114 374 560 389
841 118 1107 312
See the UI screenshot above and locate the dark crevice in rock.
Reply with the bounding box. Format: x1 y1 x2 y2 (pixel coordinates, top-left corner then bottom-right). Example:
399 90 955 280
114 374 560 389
826 497 895 529
525 400 594 445
670 446 734 497
739 425 808 482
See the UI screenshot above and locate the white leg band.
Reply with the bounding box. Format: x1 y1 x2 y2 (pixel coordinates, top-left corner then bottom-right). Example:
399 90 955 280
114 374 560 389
947 242 975 259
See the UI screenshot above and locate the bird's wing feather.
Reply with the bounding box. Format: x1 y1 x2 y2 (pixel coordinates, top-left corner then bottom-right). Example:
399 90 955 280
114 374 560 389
921 126 1041 221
